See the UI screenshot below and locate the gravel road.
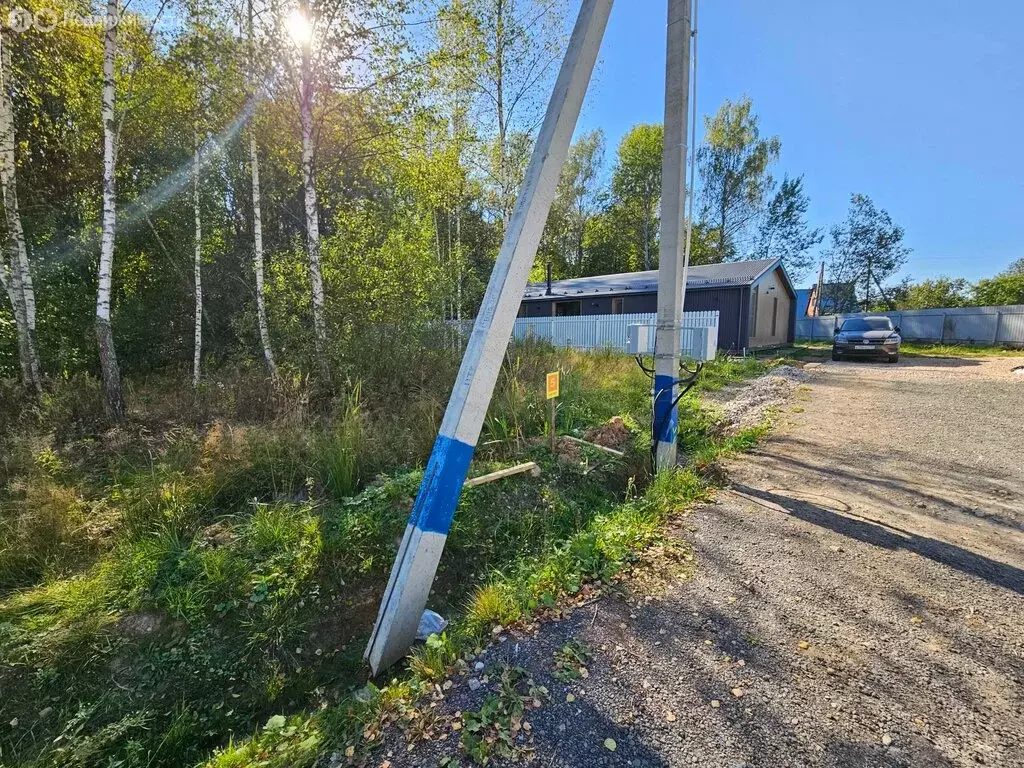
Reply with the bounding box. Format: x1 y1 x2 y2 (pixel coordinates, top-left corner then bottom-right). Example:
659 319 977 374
377 355 1024 768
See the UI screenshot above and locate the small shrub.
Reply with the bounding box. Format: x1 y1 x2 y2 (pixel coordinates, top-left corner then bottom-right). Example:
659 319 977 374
552 639 593 682
464 583 521 638
314 385 363 499
408 631 459 682
0 481 94 590
31 375 106 437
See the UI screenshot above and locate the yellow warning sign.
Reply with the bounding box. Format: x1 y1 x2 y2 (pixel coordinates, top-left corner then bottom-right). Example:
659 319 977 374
546 371 560 400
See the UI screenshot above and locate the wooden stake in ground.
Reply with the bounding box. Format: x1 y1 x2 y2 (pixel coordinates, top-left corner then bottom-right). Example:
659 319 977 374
547 370 560 452
364 0 614 675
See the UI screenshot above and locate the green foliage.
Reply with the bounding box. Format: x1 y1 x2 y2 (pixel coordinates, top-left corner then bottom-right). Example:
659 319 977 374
698 97 782 261
825 194 911 311
973 273 1024 307
753 175 822 280
408 631 461 683
900 276 971 309
459 665 547 764
0 344 771 768
540 129 606 278
1 2 798 759
204 715 322 768
551 639 593 682
611 124 664 270
694 354 767 392
792 340 1022 358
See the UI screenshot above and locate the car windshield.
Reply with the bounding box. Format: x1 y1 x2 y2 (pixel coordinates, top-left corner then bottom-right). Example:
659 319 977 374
840 318 893 332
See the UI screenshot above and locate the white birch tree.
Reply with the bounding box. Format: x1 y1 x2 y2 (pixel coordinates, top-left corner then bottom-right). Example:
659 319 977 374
96 0 126 419
0 26 41 392
247 0 276 378
192 129 203 388
436 0 567 229
190 3 206 390
296 0 327 373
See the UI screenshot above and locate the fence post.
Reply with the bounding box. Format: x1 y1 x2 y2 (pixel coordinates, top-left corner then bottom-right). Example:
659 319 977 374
993 311 1002 344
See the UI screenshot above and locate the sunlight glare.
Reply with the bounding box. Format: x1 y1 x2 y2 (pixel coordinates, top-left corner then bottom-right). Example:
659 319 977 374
286 9 313 46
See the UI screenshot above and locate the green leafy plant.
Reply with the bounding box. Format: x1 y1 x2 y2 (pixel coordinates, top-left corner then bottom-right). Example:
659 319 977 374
460 665 546 765
552 639 593 682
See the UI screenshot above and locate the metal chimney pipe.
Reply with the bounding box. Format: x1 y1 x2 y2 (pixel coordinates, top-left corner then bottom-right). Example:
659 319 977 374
546 262 553 295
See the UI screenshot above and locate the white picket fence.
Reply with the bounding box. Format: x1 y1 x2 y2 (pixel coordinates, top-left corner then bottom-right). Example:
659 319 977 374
511 311 720 361
796 305 1024 346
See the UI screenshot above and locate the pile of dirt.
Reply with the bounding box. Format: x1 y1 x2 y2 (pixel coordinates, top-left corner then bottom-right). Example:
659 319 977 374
553 436 583 463
706 364 811 434
201 521 236 548
583 416 632 452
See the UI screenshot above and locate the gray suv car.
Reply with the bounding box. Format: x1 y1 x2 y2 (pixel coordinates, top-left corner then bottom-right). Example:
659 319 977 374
832 316 901 363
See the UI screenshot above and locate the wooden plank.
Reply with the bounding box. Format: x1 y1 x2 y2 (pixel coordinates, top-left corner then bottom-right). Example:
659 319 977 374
562 435 625 457
464 462 541 488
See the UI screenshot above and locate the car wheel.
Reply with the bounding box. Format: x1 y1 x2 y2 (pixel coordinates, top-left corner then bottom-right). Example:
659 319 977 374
831 349 842 361
888 354 899 364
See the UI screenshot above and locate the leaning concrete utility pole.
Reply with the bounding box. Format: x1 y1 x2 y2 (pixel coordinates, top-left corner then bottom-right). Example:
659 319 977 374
653 0 693 472
365 0 614 675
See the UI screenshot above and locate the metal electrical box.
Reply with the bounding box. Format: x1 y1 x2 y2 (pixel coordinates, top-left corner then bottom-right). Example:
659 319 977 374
626 324 652 354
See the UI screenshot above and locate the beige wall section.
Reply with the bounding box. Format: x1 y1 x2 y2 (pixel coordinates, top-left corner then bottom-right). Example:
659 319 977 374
748 268 792 349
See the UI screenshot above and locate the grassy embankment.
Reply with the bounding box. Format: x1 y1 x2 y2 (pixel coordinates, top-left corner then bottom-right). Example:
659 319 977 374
0 345 767 768
790 340 1023 358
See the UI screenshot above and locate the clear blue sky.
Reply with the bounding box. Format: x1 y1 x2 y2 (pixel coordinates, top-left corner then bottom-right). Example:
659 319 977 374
574 0 1024 287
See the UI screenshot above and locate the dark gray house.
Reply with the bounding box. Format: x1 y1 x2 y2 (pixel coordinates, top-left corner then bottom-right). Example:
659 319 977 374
519 258 797 352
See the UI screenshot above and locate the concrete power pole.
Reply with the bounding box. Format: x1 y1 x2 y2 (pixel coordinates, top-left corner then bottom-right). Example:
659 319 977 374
653 0 693 472
815 262 825 316
365 0 615 675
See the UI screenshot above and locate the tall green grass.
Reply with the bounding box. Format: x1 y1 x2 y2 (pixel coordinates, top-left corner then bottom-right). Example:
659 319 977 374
0 346 767 768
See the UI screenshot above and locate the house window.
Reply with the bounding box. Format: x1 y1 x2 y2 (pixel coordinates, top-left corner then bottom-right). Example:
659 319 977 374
771 297 779 336
611 297 624 315
554 300 582 317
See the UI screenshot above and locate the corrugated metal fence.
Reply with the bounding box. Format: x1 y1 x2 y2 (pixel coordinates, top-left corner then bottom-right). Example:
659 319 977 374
796 305 1024 346
511 311 720 360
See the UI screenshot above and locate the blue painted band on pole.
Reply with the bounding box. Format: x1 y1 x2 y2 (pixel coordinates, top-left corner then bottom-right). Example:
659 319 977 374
409 435 476 535
653 373 679 446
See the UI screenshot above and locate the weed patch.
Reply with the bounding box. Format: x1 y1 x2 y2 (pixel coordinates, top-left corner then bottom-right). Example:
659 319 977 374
1 347 769 767
551 639 593 683
459 665 548 764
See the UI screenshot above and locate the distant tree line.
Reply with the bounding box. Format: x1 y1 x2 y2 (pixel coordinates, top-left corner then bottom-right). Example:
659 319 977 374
0 0 577 410
540 97 825 283
2 0 1009 413
891 260 1024 311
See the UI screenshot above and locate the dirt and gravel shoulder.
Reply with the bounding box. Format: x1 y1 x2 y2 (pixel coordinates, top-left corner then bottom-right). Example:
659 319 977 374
372 356 1024 768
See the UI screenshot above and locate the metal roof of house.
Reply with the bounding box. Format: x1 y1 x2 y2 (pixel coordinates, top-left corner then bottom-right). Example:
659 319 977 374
523 258 785 300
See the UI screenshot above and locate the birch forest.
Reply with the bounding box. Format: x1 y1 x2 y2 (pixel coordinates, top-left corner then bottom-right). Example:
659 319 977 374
0 0 579 408
1 0 826 412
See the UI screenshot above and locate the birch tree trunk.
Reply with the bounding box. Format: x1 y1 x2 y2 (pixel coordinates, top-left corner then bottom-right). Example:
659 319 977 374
455 209 463 322
96 0 125 420
494 0 508 229
0 261 32 387
0 27 41 391
192 131 202 388
249 127 277 377
247 0 276 378
299 0 327 374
